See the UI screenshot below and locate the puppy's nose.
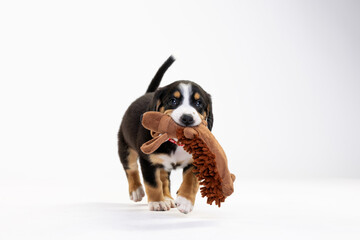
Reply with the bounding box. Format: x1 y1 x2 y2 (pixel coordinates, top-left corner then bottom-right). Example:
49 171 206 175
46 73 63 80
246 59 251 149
180 114 194 126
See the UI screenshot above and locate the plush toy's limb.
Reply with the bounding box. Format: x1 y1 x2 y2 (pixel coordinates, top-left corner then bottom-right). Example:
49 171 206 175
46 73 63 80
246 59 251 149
160 169 175 208
139 158 170 211
175 164 199 214
183 127 198 139
118 132 144 202
140 133 169 154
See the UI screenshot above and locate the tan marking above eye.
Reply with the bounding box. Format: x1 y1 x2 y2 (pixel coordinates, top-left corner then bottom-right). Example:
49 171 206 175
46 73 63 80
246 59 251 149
173 91 181 98
194 92 200 100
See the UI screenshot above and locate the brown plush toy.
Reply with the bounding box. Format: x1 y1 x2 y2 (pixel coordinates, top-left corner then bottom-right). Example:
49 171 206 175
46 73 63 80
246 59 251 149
140 111 235 207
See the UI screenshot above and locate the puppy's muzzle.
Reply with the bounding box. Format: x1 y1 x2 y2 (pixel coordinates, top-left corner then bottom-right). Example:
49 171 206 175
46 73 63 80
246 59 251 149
180 114 194 126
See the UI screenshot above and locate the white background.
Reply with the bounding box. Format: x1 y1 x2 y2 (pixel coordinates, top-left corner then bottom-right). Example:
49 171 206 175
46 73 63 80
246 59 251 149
0 0 359 239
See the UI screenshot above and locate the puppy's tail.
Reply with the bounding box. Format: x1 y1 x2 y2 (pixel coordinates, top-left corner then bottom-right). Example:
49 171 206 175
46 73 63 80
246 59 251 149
146 55 176 93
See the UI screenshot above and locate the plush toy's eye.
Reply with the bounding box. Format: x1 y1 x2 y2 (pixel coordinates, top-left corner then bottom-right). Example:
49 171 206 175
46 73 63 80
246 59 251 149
169 98 178 106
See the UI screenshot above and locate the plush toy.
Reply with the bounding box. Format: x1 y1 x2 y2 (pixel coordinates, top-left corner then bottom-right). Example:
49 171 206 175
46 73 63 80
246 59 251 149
140 111 235 207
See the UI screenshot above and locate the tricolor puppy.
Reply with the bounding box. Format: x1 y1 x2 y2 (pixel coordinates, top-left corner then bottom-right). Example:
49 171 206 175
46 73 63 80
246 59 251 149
118 56 213 214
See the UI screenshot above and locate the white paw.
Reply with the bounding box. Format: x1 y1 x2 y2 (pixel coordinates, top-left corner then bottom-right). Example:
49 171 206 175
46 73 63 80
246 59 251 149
148 201 171 211
130 186 145 202
175 196 194 214
164 197 176 208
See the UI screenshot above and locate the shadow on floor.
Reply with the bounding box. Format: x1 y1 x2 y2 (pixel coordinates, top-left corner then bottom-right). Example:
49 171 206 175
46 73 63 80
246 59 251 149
48 202 217 232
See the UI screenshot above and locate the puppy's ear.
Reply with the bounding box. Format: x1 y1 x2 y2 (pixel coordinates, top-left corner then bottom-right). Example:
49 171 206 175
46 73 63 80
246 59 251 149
206 94 214 131
148 88 164 111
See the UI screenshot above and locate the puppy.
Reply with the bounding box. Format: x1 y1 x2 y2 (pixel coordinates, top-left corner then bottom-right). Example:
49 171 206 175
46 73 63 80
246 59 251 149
118 56 213 214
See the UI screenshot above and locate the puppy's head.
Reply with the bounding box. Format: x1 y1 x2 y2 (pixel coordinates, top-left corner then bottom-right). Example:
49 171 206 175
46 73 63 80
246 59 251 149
149 81 213 130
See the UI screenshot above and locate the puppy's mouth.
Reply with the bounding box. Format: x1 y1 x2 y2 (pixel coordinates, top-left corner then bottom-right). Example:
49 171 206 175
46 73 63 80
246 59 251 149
165 109 202 127
171 115 201 127
174 121 199 127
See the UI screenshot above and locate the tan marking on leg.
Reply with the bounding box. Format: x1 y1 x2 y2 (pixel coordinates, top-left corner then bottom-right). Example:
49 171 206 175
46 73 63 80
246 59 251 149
159 106 165 113
173 91 181 98
125 148 142 193
194 92 200 100
160 169 172 199
177 166 199 205
126 170 142 193
127 148 138 170
149 154 164 165
144 168 164 202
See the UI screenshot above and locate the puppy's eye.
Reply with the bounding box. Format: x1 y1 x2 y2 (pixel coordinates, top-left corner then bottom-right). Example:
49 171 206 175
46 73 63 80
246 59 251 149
195 100 202 107
169 98 178 106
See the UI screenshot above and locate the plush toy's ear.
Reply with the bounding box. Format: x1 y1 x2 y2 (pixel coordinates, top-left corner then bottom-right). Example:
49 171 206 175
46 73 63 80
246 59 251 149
206 94 214 131
148 88 164 111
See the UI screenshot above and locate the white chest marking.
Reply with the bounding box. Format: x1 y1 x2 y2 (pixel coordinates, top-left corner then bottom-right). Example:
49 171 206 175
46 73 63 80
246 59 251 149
157 146 193 171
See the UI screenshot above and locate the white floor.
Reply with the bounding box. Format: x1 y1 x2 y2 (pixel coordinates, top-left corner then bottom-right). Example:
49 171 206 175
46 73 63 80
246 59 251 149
1 178 360 240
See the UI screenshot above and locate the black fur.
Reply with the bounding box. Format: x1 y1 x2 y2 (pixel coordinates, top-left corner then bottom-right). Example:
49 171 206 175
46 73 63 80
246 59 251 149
146 55 175 93
118 56 213 190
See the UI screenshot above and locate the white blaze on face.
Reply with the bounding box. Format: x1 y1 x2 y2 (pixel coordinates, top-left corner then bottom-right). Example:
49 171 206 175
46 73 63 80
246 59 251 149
171 83 202 126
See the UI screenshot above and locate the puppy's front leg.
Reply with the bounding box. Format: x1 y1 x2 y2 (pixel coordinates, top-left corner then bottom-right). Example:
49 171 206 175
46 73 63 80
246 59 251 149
160 169 176 208
175 164 199 214
140 158 170 211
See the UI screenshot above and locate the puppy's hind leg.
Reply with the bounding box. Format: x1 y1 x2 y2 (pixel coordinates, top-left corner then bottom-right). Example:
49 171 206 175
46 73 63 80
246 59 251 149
118 132 144 202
